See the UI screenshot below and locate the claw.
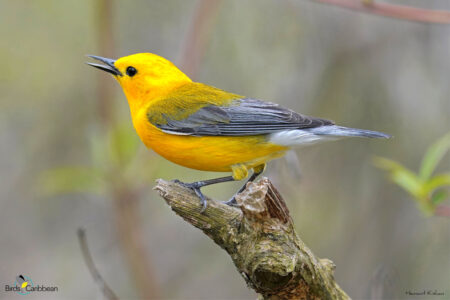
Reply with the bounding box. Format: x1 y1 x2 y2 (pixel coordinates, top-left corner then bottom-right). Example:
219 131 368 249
172 180 208 212
192 187 208 213
223 196 239 207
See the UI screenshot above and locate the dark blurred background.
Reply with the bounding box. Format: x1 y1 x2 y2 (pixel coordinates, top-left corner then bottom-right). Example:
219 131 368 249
0 0 449 299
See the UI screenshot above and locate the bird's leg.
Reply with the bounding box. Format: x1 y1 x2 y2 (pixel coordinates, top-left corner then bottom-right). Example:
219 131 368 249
224 164 266 206
173 176 235 212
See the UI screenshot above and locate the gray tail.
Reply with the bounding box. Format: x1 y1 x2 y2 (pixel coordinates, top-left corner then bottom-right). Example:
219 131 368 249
309 125 391 139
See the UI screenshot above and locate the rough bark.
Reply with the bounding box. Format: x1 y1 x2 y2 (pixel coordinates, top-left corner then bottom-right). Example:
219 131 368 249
154 177 350 300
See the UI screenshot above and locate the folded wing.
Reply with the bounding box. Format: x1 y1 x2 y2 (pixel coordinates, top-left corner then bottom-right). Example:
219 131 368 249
148 98 334 136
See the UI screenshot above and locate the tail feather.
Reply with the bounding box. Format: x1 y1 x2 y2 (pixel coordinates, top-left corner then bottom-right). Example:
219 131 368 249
268 125 391 147
308 125 391 139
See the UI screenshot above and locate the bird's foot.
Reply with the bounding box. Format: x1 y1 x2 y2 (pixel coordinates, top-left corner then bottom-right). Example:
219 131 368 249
223 196 239 207
172 179 208 212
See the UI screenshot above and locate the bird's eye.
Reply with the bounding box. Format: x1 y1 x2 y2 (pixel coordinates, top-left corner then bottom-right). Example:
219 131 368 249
126 66 137 77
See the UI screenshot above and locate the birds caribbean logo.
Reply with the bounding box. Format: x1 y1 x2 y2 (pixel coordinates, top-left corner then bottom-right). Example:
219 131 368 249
15 275 33 295
87 53 390 212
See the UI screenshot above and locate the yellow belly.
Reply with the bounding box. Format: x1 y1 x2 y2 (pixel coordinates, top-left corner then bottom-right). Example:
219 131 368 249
133 112 287 172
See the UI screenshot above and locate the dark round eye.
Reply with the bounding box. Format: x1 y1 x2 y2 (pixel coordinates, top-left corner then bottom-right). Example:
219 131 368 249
126 66 137 77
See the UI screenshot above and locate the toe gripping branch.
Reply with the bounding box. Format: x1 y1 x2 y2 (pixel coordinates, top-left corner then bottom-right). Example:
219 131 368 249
172 180 210 212
172 176 235 212
174 168 266 212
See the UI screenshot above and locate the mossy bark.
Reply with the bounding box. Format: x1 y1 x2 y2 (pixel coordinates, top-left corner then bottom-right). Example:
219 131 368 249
154 177 350 300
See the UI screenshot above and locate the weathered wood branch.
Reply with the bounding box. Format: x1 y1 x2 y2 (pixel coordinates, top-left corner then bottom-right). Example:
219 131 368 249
154 177 350 299
313 0 450 24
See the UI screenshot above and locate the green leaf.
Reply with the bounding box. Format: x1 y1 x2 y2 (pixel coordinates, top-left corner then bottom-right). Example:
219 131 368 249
373 157 422 198
373 156 407 172
38 167 104 196
419 132 450 181
431 190 447 205
374 133 450 217
422 173 450 195
389 170 422 199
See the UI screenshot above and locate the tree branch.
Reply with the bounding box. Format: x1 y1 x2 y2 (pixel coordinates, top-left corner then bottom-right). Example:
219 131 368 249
154 177 350 299
77 228 118 300
313 0 450 24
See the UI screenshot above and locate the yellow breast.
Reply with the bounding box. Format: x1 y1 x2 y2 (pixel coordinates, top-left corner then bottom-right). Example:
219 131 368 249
132 110 287 172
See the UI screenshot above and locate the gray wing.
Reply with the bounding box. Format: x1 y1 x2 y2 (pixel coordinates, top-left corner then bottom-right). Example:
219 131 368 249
152 98 334 136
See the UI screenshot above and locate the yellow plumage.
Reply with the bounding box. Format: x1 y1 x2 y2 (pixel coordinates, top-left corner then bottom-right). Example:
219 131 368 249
131 82 287 178
111 53 286 180
87 52 389 209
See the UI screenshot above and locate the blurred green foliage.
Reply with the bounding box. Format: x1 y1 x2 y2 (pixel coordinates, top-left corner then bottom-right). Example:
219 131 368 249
374 132 450 216
39 123 153 197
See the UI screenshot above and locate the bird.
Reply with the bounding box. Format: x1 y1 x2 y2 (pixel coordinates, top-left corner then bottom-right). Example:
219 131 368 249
87 53 390 211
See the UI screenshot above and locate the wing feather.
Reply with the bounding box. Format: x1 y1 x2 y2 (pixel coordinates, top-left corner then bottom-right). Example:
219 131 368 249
149 97 333 136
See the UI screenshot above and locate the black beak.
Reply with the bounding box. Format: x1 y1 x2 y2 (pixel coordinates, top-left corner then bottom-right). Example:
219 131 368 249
86 55 122 76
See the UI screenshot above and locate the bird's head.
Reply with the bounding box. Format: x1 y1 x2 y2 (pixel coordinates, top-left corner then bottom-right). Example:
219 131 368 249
87 53 192 113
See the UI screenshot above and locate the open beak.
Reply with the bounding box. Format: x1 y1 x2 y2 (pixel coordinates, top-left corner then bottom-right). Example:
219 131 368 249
86 55 122 76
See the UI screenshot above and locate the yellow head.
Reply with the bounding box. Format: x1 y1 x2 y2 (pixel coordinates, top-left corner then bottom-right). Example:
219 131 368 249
87 53 192 113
